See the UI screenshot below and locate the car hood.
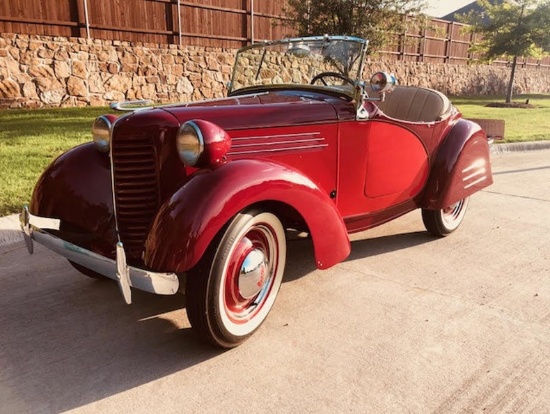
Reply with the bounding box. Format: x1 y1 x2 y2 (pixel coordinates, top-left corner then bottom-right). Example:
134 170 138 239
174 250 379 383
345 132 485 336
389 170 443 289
160 91 349 130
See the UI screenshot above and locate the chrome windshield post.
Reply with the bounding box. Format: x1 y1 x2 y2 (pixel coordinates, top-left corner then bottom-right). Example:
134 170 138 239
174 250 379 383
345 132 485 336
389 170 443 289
356 81 371 120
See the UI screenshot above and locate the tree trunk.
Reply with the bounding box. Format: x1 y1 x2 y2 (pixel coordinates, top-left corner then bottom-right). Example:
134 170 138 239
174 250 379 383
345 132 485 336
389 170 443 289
506 56 518 104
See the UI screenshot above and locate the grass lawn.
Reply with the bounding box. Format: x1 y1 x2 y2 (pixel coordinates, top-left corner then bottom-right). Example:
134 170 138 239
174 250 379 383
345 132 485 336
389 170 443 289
1 94 549 216
0 107 112 216
451 94 550 142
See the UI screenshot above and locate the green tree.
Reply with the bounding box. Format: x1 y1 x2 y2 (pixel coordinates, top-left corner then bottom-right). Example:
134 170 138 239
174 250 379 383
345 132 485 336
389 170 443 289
459 0 550 103
285 0 425 54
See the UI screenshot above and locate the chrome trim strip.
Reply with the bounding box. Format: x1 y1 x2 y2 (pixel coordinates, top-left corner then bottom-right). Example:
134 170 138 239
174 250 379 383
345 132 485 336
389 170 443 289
232 132 321 141
464 176 487 190
231 138 325 148
463 167 486 182
109 100 154 111
20 210 179 297
235 35 367 54
462 159 486 173
228 143 328 155
108 129 122 244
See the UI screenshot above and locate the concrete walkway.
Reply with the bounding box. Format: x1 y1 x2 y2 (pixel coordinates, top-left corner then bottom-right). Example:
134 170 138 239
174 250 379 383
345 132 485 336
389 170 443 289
0 213 23 247
1 148 549 413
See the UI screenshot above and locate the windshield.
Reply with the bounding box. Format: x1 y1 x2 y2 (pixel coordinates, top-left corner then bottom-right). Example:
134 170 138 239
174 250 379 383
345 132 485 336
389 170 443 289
229 36 368 95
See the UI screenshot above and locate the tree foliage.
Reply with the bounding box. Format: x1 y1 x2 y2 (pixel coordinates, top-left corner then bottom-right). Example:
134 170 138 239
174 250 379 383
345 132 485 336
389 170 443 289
459 0 550 102
285 0 425 54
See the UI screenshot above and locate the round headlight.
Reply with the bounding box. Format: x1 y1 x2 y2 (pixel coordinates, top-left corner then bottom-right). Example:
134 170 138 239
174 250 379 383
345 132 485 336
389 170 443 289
177 121 204 166
92 116 112 153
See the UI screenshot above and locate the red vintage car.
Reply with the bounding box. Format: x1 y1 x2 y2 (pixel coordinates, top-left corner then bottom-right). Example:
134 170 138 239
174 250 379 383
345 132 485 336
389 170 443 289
20 36 493 348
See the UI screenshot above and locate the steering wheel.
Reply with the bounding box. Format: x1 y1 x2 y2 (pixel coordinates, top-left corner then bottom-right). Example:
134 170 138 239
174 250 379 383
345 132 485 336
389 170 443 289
310 72 355 86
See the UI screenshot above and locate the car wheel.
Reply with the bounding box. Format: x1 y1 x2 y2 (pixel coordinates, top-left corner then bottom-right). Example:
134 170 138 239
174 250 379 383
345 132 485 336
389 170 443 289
422 197 470 236
186 210 287 348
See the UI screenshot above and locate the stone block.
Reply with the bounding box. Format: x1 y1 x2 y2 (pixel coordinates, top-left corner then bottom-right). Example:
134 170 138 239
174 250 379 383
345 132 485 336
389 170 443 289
40 88 64 105
105 74 131 92
89 95 106 106
54 48 70 61
54 60 71 78
12 73 31 83
67 76 88 97
103 90 125 101
29 65 55 79
72 60 88 78
108 63 119 74
38 48 54 59
0 79 20 98
22 81 39 99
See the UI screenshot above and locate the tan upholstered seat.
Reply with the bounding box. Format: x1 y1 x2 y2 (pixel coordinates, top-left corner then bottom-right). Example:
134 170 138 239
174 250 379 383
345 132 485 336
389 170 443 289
375 86 451 123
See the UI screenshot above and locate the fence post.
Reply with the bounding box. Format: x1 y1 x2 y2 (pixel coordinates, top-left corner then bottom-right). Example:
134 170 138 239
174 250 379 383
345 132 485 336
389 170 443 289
177 0 182 46
468 32 475 62
398 15 406 61
445 22 454 64
251 0 254 44
420 17 428 62
75 0 91 39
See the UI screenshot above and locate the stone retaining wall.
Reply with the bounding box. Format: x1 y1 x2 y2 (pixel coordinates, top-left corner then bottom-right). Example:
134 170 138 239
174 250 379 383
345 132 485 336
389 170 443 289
1 33 550 109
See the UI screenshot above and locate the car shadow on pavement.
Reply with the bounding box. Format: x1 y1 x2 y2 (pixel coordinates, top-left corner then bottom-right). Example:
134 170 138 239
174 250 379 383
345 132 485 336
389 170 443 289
1 229 434 412
283 230 433 283
0 243 224 413
346 231 432 262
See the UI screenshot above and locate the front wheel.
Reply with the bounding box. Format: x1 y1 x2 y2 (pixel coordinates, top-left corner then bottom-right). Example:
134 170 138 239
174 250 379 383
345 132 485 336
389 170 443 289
422 197 470 237
186 210 287 348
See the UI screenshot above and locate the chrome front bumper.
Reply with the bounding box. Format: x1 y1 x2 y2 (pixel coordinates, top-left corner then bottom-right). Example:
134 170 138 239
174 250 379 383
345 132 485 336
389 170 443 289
20 207 179 304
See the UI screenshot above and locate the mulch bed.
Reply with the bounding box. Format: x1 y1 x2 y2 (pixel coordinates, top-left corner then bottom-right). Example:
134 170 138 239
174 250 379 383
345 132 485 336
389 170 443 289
485 102 535 108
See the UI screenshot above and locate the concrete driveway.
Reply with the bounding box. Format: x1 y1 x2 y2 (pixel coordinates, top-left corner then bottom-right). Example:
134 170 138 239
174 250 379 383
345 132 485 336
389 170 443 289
1 149 549 413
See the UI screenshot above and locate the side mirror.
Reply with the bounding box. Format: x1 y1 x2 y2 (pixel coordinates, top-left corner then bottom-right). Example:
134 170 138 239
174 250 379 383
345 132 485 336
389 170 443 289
370 72 398 93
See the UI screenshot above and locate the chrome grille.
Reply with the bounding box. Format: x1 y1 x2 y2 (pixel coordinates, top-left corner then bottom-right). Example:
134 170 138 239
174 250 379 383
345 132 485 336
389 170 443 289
111 133 160 259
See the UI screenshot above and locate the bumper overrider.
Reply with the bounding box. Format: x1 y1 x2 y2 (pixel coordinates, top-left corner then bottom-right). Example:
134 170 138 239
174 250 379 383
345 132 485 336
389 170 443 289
19 206 179 304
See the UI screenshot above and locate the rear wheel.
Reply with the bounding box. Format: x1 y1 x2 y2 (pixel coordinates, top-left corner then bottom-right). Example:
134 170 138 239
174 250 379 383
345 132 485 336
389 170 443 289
422 197 470 236
186 210 286 348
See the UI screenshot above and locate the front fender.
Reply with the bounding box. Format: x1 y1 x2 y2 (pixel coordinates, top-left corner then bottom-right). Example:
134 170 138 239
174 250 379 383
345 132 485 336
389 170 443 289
29 143 116 246
144 159 350 272
421 119 493 209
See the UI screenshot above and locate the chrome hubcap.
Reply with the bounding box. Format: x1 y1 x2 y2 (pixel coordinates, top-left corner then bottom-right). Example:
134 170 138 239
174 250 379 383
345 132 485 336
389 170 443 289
238 248 268 299
442 200 463 224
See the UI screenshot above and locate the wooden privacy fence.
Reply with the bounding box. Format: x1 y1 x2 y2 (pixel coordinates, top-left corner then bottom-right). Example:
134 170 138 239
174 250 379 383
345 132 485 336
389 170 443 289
1 0 549 68
378 16 550 69
0 0 294 49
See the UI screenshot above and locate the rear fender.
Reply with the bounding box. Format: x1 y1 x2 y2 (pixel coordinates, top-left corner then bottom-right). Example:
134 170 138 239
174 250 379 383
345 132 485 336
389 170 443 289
421 119 493 209
144 159 350 272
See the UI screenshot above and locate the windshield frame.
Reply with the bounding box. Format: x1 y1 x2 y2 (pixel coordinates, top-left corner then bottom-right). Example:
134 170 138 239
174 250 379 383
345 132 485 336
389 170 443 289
228 36 368 99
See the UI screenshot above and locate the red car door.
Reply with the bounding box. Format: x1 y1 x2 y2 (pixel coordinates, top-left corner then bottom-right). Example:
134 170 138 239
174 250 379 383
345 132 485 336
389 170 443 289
336 119 429 230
